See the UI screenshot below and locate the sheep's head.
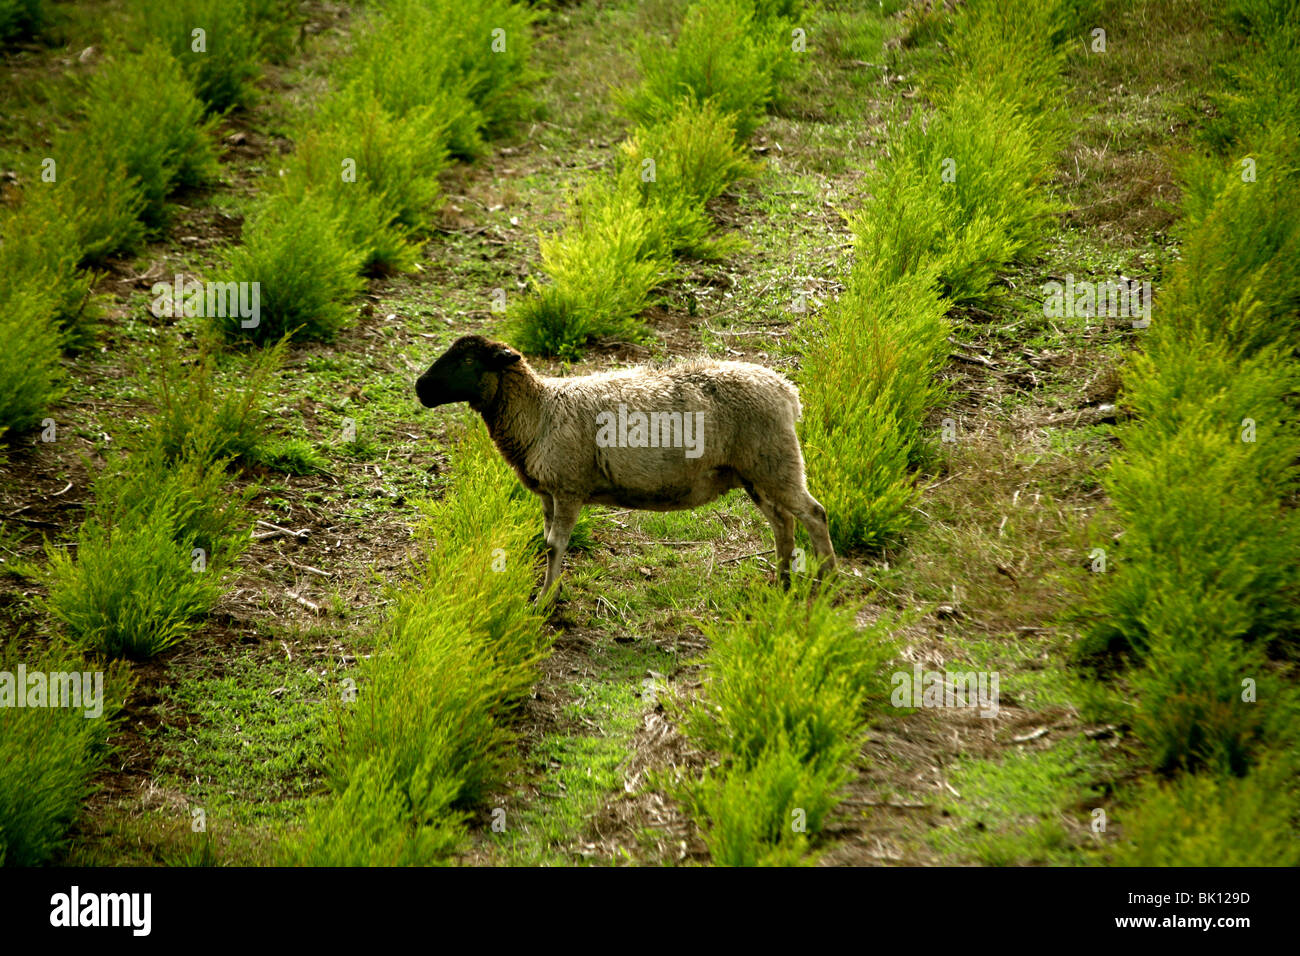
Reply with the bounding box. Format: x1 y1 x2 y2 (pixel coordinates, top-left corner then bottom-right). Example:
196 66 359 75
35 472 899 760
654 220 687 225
416 335 522 410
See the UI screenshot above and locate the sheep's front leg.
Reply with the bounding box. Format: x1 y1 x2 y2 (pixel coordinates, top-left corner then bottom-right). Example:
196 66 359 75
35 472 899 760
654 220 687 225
537 498 582 605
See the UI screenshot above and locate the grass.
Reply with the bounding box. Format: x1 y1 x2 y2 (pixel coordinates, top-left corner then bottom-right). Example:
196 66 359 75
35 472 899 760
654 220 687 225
926 739 1108 866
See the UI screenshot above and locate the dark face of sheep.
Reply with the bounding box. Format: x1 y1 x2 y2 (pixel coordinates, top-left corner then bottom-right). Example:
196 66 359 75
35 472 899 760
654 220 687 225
416 335 522 409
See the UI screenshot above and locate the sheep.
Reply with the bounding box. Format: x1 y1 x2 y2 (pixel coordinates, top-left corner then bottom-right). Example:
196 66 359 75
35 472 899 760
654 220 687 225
415 334 835 601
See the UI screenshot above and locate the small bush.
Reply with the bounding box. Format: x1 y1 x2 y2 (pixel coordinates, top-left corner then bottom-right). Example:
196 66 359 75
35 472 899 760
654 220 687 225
0 288 65 441
927 0 1069 122
621 100 758 207
1160 140 1300 356
285 85 451 273
800 268 950 550
75 42 220 232
136 341 284 466
856 86 1062 307
218 191 364 343
623 0 776 143
137 0 267 112
44 504 227 660
0 641 131 866
283 756 464 866
316 423 548 855
94 442 251 564
687 584 896 767
687 739 831 867
35 146 145 267
509 183 674 357
1126 632 1276 775
1114 756 1300 866
0 0 42 44
683 583 896 863
341 0 537 160
0 194 96 333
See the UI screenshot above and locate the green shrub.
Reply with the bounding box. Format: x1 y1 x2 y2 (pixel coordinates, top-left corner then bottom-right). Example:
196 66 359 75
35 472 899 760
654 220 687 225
0 193 96 333
283 756 464 866
800 268 950 550
1126 632 1278 775
1159 139 1300 355
93 442 251 564
218 191 364 343
137 0 267 111
927 0 1069 122
0 288 65 441
1076 14 1300 791
0 0 42 43
341 0 537 160
136 341 284 466
1114 756 1300 866
284 85 451 273
509 183 674 357
326 561 544 814
620 100 758 207
76 42 220 232
687 584 896 767
687 739 831 867
856 86 1062 307
617 99 757 258
44 504 227 660
623 0 776 143
683 583 896 863
315 423 548 858
0 642 131 866
35 146 145 267
1205 3 1300 151
1082 369 1300 658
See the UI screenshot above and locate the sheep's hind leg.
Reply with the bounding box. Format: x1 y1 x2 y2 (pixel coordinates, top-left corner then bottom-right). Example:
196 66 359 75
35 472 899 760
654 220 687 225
538 491 555 542
537 498 581 605
746 488 796 588
780 488 836 584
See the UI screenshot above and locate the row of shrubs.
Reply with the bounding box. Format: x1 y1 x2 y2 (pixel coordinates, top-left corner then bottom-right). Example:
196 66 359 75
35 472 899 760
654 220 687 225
0 0 292 868
1079 0 1300 866
1 345 282 865
675 0 1081 866
508 0 805 357
218 0 538 346
0 0 293 442
801 0 1075 553
284 424 550 864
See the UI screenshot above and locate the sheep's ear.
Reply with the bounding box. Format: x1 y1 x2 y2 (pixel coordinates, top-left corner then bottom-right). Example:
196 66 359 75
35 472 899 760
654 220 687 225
489 346 521 370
